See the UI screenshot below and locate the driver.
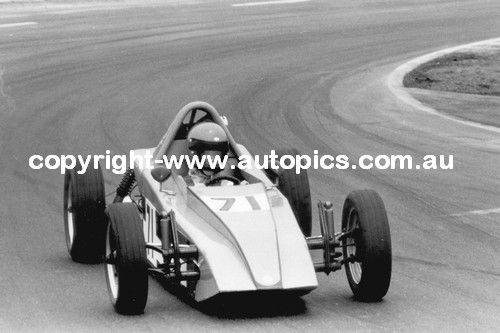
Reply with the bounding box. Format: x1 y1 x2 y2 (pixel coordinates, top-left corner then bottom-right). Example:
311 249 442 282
186 122 239 186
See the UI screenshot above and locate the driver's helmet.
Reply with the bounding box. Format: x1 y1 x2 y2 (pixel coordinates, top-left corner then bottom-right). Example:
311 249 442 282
187 122 229 171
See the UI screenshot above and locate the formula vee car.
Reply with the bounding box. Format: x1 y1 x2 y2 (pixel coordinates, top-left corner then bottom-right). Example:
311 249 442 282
63 101 392 315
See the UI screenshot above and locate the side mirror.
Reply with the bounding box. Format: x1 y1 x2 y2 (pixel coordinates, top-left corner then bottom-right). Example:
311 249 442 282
272 167 283 178
220 115 229 126
264 167 283 184
151 166 171 183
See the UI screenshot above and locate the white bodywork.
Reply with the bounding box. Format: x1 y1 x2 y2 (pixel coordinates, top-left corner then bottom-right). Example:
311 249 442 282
133 102 318 301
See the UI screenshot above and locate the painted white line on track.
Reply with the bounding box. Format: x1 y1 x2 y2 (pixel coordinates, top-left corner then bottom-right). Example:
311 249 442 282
449 207 500 217
233 0 309 7
0 22 38 29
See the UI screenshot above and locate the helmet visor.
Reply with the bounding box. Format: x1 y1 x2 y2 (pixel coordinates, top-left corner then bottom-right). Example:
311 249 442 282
199 150 225 170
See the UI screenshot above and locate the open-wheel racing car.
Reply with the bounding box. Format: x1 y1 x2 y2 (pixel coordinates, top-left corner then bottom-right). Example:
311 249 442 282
63 101 392 314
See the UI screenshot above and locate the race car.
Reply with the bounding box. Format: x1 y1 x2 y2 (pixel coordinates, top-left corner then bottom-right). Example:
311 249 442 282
63 101 392 315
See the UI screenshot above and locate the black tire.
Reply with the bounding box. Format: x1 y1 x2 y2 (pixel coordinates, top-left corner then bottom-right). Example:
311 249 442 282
105 203 148 315
341 190 391 301
276 148 312 237
63 159 106 263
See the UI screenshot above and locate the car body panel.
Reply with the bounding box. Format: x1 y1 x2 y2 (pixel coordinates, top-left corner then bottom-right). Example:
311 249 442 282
133 102 318 301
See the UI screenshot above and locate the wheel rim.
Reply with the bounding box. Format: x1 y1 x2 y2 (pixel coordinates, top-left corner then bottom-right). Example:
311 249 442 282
105 224 119 301
346 208 362 284
66 185 75 248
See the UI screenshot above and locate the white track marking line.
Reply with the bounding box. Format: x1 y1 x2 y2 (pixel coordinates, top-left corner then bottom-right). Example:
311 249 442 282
449 207 500 217
233 0 309 7
0 22 38 29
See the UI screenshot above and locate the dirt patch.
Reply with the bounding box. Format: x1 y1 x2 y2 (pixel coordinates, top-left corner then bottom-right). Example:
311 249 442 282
403 50 500 96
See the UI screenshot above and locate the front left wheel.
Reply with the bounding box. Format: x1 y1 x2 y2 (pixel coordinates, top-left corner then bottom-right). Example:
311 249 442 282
105 203 148 315
341 190 392 301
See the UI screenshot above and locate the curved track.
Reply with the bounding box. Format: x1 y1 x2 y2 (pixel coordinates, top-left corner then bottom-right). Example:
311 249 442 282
1 0 499 331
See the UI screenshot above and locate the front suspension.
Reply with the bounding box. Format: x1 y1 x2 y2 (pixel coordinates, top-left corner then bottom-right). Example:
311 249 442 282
306 201 343 274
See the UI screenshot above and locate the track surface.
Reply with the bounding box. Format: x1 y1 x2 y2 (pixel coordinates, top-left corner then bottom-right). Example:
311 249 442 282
1 1 499 331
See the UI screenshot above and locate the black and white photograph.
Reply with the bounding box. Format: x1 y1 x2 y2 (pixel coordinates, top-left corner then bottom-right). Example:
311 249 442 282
1 0 499 331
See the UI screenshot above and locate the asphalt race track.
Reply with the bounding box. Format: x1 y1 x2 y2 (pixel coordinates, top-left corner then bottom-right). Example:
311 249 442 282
1 0 499 331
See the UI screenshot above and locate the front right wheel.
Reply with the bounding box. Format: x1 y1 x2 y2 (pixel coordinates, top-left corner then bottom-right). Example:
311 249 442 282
341 190 391 301
105 203 148 315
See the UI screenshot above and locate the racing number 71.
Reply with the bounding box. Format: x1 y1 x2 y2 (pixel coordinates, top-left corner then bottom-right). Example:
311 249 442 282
211 196 261 211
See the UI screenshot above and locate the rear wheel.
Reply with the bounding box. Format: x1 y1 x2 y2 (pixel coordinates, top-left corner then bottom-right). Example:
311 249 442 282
63 160 106 263
341 190 391 301
276 148 312 237
105 203 148 315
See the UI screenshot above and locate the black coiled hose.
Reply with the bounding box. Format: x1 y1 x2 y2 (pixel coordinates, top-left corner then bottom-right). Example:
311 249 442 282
113 168 136 203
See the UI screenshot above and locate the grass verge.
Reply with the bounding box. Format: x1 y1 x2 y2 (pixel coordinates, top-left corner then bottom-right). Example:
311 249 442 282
403 50 500 96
